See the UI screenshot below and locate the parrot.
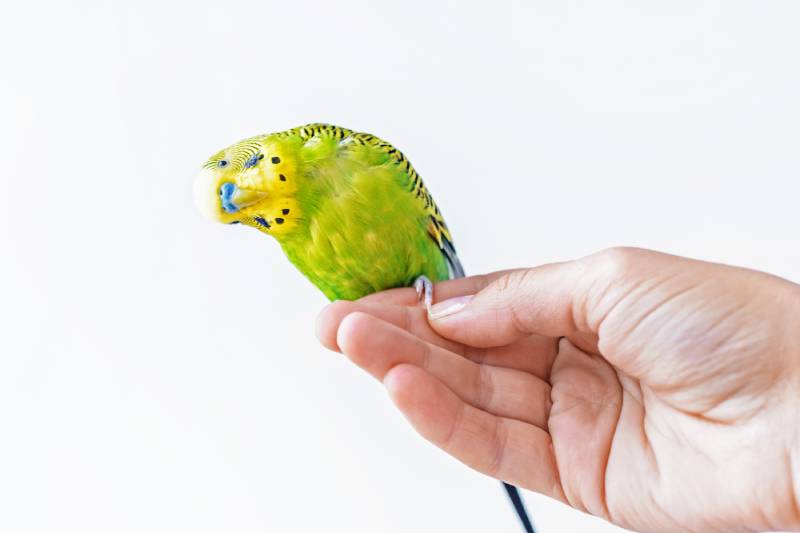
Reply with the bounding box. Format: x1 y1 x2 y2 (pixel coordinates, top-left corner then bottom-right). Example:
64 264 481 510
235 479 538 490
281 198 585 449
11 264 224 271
194 123 535 533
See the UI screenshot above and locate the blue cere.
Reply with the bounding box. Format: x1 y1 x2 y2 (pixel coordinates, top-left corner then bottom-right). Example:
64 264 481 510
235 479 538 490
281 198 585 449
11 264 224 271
244 153 265 169
219 182 239 213
254 216 270 228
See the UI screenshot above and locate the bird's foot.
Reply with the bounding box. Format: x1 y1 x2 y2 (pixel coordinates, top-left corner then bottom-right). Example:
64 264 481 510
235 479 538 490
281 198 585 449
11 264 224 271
413 275 433 313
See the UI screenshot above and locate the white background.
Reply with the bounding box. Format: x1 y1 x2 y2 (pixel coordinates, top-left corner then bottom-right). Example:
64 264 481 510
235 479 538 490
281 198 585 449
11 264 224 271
2 2 799 532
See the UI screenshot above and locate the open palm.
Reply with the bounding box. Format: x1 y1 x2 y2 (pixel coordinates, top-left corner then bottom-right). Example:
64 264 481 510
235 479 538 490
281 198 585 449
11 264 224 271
316 248 800 533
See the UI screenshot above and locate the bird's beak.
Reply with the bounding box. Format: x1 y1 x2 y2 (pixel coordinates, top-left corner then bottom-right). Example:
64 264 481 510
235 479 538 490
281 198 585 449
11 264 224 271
193 169 267 222
227 186 268 212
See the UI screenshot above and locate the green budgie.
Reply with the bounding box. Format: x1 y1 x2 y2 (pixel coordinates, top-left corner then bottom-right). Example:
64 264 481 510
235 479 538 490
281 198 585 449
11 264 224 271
194 123 534 533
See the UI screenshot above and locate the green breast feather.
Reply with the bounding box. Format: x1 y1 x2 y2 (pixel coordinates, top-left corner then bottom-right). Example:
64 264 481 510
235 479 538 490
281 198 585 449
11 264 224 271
196 123 463 301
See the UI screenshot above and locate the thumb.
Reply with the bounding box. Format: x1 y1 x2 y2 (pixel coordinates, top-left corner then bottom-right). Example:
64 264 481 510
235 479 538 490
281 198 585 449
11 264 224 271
428 259 593 348
428 247 678 349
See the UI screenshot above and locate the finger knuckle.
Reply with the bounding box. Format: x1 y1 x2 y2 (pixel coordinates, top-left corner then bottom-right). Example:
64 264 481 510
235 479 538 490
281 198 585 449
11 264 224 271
486 270 537 336
475 365 495 410
487 418 509 478
493 269 533 298
589 246 643 278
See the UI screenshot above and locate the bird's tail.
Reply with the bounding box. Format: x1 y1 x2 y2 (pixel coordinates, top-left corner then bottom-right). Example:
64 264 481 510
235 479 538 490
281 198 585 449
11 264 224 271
504 482 536 533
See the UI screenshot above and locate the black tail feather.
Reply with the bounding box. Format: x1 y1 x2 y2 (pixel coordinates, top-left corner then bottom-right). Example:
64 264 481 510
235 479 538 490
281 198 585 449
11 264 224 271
503 483 535 533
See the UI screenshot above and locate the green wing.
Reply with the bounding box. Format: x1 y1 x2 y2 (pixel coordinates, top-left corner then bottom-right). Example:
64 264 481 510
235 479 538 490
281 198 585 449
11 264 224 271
318 124 465 280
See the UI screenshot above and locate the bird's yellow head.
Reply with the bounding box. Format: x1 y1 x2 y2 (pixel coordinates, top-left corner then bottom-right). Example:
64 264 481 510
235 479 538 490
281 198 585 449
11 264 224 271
194 135 300 237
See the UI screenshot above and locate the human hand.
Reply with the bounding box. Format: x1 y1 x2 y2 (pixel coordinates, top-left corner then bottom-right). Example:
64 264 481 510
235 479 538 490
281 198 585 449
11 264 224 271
316 248 800 532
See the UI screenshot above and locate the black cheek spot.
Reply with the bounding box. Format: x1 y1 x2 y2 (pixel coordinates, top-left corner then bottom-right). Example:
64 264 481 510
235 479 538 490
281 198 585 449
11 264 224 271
271 156 281 164
282 209 290 215
279 174 287 181
254 216 271 228
275 218 285 224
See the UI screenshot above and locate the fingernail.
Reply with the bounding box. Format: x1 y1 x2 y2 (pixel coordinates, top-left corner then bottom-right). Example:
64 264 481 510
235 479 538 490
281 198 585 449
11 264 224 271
429 295 473 320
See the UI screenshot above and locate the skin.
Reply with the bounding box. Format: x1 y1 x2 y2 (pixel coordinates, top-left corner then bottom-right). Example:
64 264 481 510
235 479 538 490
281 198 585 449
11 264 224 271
316 247 800 533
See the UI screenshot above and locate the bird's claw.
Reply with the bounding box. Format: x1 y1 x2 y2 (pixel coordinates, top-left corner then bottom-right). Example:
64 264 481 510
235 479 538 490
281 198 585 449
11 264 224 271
414 275 433 313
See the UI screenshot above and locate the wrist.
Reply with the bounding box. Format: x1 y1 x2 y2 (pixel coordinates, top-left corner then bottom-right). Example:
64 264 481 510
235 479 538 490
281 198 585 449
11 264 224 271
775 310 800 531
783 285 800 530
789 381 800 530
784 287 800 530
763 278 800 531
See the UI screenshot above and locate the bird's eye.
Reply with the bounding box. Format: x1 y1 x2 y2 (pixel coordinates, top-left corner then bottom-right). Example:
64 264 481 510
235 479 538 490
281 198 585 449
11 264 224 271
218 160 229 168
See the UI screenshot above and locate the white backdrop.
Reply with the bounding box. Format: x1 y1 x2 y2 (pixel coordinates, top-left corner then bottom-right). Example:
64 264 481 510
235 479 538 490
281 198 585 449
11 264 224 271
2 2 799 532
